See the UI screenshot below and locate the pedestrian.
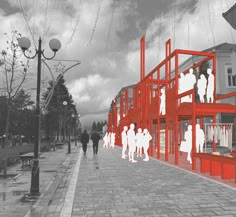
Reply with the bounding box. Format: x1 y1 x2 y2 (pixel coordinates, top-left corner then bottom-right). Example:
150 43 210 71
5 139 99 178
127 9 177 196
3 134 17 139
81 129 89 155
91 131 100 155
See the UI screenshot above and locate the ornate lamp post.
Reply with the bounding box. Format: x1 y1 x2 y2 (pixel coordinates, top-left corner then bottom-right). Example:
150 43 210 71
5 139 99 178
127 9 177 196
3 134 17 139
18 37 61 196
63 101 72 154
63 101 68 142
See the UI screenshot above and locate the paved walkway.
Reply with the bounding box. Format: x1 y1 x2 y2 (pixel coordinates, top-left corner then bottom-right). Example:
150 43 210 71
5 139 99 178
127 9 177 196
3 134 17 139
72 143 236 217
2 141 236 217
0 142 79 217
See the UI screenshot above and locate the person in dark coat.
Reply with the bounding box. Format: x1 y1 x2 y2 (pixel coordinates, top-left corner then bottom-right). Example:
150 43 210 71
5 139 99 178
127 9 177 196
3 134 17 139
81 130 89 155
91 131 100 155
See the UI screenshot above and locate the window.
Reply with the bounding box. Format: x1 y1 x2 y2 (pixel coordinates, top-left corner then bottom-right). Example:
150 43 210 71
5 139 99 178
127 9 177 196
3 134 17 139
225 65 236 87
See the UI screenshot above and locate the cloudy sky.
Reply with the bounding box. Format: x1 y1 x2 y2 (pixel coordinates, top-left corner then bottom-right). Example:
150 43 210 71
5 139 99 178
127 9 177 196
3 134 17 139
0 0 235 128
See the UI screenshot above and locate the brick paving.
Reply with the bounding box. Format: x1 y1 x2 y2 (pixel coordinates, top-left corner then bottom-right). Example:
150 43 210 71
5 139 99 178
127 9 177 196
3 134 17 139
72 143 236 217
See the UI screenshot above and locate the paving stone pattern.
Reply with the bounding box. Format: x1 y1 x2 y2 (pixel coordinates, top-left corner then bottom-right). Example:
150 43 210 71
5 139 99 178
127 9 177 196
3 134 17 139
72 144 236 217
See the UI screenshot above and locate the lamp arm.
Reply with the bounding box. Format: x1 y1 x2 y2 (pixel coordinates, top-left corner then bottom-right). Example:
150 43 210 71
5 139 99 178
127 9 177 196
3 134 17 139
42 50 57 60
23 49 38 59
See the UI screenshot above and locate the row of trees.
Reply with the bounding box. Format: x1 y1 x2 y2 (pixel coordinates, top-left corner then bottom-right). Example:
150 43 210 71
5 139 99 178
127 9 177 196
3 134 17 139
91 120 107 133
42 76 79 141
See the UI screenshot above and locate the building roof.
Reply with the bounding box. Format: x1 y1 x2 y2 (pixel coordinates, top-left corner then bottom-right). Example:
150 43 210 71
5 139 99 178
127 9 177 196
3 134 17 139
115 84 136 99
204 42 236 52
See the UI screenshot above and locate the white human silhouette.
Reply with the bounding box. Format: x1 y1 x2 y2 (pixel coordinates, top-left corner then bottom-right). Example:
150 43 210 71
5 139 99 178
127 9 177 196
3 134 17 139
103 132 109 149
178 73 185 94
121 126 128 159
197 74 207 103
136 128 143 158
206 68 214 103
179 73 191 103
196 124 205 153
143 129 152 161
127 123 137 163
185 68 196 101
117 114 120 126
160 89 166 115
107 132 111 148
110 132 115 149
180 125 192 164
185 125 192 164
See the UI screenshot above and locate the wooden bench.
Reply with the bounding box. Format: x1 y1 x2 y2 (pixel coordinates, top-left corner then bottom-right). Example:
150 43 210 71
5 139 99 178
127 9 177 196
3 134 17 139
193 153 236 183
20 153 34 168
55 143 64 149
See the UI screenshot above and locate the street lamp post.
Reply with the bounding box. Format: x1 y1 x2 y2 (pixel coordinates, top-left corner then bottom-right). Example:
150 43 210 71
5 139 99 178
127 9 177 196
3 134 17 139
18 37 61 196
63 101 71 154
71 113 78 147
68 113 72 154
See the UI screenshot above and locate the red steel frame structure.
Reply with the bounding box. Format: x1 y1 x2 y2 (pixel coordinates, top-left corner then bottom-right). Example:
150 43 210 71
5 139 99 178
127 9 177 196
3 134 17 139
108 36 236 173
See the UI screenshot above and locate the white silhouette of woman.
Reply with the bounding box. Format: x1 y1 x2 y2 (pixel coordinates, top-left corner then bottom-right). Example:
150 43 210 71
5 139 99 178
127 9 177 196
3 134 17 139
107 132 111 148
197 74 207 103
196 124 205 153
206 68 214 103
103 132 109 149
136 128 143 158
121 126 128 159
127 123 137 163
160 89 166 115
143 129 152 161
110 132 115 149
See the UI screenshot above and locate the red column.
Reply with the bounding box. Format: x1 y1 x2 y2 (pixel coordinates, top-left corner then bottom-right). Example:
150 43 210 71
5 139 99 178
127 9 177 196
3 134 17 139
192 94 196 170
140 36 145 81
213 115 217 152
125 89 128 115
165 121 169 161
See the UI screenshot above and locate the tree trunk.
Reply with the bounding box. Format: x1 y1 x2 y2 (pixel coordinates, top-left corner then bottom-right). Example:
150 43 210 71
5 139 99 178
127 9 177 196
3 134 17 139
3 99 10 177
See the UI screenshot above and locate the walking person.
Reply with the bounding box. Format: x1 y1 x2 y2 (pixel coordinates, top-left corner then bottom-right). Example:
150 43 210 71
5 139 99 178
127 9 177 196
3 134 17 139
81 130 89 155
91 131 100 155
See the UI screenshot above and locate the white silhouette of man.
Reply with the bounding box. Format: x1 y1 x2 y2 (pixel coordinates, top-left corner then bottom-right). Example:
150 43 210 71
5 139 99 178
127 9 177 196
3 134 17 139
121 126 128 159
186 68 196 101
160 89 166 115
184 125 192 164
206 68 214 103
127 123 137 163
110 132 115 149
143 129 152 161
196 124 205 153
178 73 185 95
103 132 109 149
179 73 190 102
197 74 207 103
136 128 143 158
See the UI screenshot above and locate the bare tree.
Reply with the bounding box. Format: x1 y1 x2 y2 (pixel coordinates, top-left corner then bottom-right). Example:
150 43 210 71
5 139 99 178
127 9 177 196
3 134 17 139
0 30 30 177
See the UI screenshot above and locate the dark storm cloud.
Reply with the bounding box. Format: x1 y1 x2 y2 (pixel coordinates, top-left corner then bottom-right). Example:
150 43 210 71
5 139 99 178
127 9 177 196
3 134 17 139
114 0 198 45
0 0 19 16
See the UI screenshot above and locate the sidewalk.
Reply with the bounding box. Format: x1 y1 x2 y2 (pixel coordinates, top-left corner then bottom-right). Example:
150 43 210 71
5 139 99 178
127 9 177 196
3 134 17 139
0 142 79 217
